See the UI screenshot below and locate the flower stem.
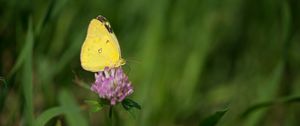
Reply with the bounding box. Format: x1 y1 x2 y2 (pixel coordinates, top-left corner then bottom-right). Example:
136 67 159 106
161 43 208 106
109 105 113 119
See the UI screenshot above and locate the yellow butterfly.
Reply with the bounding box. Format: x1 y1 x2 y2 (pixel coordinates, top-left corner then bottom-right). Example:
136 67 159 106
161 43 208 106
80 15 125 72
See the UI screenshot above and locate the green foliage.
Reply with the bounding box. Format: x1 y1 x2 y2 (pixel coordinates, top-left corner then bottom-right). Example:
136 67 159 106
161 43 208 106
21 18 34 126
85 100 104 112
35 107 64 126
1 0 300 125
200 109 228 126
121 98 141 110
241 96 300 119
59 90 88 126
35 90 88 126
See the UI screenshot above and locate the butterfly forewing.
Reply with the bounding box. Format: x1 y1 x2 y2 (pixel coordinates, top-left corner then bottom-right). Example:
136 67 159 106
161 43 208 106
80 16 123 72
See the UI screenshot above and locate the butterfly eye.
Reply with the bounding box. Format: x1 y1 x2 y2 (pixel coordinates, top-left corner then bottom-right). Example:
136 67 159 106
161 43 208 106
98 48 102 53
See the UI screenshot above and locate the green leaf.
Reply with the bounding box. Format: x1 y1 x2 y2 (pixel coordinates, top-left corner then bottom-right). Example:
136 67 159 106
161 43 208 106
59 90 88 126
35 107 64 126
8 18 35 78
241 96 300 118
121 98 141 110
84 100 103 112
199 109 228 126
22 18 35 126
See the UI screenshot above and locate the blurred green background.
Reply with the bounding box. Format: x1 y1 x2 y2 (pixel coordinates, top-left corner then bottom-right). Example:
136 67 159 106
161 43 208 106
1 0 300 125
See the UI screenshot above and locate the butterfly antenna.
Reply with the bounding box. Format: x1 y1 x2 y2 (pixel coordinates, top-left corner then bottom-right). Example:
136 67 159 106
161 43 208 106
128 65 131 75
126 57 141 65
123 63 131 75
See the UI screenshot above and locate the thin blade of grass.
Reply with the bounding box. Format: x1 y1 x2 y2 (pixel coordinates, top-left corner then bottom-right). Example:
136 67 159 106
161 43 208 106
35 107 64 126
241 95 300 119
22 18 34 126
199 109 228 126
8 19 34 78
59 90 88 126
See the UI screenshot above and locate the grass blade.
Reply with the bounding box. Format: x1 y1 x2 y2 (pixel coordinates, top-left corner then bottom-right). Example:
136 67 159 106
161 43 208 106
59 90 88 126
199 109 228 126
21 18 34 126
35 107 64 126
241 96 300 118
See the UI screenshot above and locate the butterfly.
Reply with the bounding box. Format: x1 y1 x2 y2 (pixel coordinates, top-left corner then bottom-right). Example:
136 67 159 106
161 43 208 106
80 15 125 72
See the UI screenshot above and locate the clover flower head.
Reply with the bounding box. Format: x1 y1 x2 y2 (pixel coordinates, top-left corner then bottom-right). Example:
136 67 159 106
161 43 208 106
91 67 133 105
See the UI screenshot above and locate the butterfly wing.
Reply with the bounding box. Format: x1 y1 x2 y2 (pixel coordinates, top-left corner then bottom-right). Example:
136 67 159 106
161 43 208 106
80 17 123 72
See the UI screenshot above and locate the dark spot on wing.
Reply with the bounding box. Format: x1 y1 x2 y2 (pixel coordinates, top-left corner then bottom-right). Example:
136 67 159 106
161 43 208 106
105 24 113 33
96 15 107 23
106 40 109 43
98 48 102 53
